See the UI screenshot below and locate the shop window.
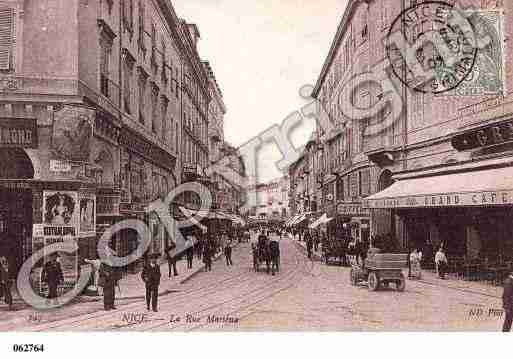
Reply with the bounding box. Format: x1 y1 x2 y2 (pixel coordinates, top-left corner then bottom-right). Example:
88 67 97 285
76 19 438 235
0 8 15 71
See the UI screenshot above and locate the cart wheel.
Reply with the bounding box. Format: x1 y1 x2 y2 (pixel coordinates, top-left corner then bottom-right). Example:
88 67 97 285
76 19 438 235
368 272 380 291
397 274 406 292
350 268 357 286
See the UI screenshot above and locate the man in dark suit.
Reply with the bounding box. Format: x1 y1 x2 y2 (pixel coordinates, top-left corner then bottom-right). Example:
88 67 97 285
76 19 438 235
41 254 64 305
503 271 513 332
142 254 161 312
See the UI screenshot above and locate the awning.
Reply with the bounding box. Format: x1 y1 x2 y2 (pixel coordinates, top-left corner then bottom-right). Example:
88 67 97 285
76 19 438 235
363 166 513 209
285 214 300 227
309 213 333 229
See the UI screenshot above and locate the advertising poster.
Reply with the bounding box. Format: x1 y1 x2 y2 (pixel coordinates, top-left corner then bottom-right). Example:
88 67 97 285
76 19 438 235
41 191 80 289
51 105 94 163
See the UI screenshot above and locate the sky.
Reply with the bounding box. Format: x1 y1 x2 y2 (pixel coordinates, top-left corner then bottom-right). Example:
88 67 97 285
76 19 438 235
173 0 349 183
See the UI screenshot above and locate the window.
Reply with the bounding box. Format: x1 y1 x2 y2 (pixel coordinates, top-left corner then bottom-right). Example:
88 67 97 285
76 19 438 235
175 122 179 153
100 42 112 97
138 68 148 124
151 84 159 134
0 8 14 71
161 96 169 142
336 177 344 201
150 23 157 71
361 24 368 41
137 0 146 53
122 50 135 114
360 169 371 197
123 0 134 34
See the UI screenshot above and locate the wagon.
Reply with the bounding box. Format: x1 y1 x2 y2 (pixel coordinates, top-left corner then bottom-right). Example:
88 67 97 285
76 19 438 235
349 253 408 292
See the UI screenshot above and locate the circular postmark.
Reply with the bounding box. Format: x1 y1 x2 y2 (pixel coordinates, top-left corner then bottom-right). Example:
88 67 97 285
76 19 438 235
386 1 478 94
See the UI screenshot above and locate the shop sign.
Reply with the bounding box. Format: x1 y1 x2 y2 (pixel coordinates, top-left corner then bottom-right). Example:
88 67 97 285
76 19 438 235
119 127 176 171
363 189 513 209
452 118 513 151
0 118 38 148
78 193 96 237
337 203 370 217
50 160 72 172
120 202 146 213
41 191 79 241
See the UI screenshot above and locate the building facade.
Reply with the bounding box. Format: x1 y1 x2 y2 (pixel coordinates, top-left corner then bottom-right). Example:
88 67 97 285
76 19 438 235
306 0 513 261
248 177 290 221
0 0 224 279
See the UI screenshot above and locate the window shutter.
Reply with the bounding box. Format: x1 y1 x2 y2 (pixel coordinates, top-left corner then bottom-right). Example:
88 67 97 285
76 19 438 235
0 8 14 70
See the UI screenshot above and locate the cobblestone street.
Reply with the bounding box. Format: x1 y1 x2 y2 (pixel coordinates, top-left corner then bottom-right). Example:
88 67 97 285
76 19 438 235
0 233 505 331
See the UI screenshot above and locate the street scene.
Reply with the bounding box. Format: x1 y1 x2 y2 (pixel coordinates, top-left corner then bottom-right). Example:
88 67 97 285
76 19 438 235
0 0 513 339
0 231 506 331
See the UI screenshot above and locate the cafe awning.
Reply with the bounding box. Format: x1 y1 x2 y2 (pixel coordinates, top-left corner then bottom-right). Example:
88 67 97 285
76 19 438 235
363 166 513 209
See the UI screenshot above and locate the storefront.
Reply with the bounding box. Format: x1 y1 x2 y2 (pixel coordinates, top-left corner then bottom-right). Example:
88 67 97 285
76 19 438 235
336 202 370 242
118 125 177 262
364 165 513 261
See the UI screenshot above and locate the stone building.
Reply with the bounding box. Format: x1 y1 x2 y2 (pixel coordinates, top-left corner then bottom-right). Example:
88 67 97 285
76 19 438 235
309 0 513 260
248 176 290 221
0 0 219 277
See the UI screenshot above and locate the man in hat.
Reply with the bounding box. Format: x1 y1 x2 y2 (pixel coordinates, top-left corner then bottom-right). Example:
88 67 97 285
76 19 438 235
0 256 13 310
99 248 120 311
142 254 161 312
41 253 64 305
502 271 513 332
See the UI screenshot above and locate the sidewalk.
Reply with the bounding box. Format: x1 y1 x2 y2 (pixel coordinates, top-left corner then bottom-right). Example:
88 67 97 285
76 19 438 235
9 248 226 306
415 269 503 299
289 233 503 298
90 248 227 302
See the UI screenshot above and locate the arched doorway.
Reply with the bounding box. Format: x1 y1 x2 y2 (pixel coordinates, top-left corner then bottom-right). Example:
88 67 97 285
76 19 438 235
0 148 34 274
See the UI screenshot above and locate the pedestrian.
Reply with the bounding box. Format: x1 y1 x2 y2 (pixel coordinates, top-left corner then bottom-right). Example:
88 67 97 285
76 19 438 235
99 260 118 310
186 238 194 269
502 271 513 332
269 237 280 275
0 256 13 310
314 231 319 252
203 239 212 272
141 254 161 312
305 230 313 259
409 248 422 280
435 247 448 279
41 253 64 305
224 237 233 266
166 250 178 277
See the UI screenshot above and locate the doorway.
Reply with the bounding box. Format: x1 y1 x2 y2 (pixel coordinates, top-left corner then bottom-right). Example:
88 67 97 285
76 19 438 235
0 189 33 275
0 148 35 275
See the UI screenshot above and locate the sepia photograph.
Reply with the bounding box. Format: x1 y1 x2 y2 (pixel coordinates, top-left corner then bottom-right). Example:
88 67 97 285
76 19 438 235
0 0 512 356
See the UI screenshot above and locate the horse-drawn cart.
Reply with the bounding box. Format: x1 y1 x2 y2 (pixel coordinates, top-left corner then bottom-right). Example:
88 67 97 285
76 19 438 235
350 253 408 291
